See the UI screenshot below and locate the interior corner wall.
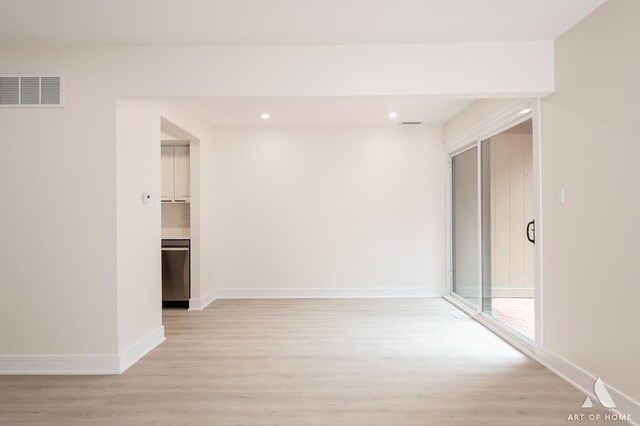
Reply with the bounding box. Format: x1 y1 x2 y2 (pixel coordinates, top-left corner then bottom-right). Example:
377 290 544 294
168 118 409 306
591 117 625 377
115 100 163 353
540 0 640 402
206 125 444 294
116 100 217 352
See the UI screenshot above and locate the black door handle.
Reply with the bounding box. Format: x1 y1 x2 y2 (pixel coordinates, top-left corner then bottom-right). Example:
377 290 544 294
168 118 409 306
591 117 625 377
526 220 535 244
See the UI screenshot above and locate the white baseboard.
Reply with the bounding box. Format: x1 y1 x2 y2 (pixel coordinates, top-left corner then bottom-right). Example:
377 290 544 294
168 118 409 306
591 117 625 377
0 354 120 375
189 289 216 310
0 326 165 375
189 287 443 310
118 325 165 373
212 287 444 299
534 346 639 425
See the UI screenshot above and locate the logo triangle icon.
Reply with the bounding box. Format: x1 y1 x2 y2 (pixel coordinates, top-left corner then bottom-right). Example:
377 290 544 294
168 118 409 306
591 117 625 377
581 396 593 408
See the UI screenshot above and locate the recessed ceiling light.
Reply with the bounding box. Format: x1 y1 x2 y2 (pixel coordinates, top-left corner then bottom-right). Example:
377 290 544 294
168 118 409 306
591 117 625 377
519 108 532 114
388 112 398 119
260 113 270 120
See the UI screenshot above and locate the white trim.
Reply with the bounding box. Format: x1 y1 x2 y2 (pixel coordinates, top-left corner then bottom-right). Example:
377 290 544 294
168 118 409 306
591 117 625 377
212 287 444 299
118 325 165 373
531 98 544 345
534 346 640 426
0 354 120 375
189 288 216 310
443 99 532 154
0 326 165 375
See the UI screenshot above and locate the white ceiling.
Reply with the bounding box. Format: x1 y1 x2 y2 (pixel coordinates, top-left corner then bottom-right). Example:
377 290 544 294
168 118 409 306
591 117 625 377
169 96 473 127
0 0 605 47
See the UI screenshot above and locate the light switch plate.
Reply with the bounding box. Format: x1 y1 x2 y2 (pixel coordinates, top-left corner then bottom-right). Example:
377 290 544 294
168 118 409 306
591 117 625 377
556 186 565 205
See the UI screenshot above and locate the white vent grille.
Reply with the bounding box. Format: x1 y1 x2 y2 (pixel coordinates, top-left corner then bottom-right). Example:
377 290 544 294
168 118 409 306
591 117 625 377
0 77 19 105
0 75 63 107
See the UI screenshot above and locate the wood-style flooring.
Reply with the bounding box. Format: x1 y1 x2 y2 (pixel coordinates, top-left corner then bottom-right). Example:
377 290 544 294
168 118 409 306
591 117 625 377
0 298 610 425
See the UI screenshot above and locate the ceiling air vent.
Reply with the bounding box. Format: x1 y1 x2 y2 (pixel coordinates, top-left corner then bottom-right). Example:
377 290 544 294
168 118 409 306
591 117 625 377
401 121 423 125
0 75 63 107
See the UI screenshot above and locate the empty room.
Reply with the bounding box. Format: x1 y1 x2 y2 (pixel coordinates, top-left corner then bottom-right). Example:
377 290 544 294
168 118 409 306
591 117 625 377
0 1 638 425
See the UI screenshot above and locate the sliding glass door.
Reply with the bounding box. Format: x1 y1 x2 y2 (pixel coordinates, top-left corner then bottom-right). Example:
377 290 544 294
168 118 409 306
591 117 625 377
481 119 535 340
450 117 536 342
451 146 479 308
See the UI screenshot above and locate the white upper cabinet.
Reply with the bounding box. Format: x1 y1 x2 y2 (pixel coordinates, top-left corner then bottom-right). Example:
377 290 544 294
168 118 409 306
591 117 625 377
161 146 190 203
173 146 190 202
161 147 175 202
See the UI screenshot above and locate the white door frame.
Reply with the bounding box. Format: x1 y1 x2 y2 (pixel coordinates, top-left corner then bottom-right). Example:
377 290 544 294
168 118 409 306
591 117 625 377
444 98 544 356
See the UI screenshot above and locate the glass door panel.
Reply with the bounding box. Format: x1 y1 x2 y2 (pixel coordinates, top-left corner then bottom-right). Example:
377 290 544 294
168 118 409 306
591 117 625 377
452 147 479 308
481 119 535 341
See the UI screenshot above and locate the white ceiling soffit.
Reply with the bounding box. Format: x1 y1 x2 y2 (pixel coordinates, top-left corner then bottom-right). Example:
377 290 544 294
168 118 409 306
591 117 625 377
0 0 605 47
169 97 474 127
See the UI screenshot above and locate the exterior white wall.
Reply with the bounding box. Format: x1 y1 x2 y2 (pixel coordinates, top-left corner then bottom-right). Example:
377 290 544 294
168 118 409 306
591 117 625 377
207 125 444 294
443 0 640 405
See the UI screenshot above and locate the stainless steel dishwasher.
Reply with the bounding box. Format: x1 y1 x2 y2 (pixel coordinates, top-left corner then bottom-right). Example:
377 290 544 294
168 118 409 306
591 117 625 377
161 239 190 308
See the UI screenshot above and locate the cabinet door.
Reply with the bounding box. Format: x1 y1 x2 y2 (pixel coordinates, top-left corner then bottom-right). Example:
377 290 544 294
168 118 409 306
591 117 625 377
161 147 175 202
173 146 190 202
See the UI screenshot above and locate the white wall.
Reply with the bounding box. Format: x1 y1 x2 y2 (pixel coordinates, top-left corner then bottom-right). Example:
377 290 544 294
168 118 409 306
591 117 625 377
205 125 444 295
0 76 118 357
540 0 640 403
0 41 552 364
115 100 218 354
443 0 640 406
115 100 163 354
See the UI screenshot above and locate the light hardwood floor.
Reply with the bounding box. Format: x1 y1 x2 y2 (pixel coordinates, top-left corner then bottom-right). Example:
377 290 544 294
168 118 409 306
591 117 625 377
0 299 610 425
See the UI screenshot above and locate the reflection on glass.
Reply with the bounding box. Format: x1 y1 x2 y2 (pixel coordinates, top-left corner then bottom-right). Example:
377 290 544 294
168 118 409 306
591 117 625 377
452 147 479 307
